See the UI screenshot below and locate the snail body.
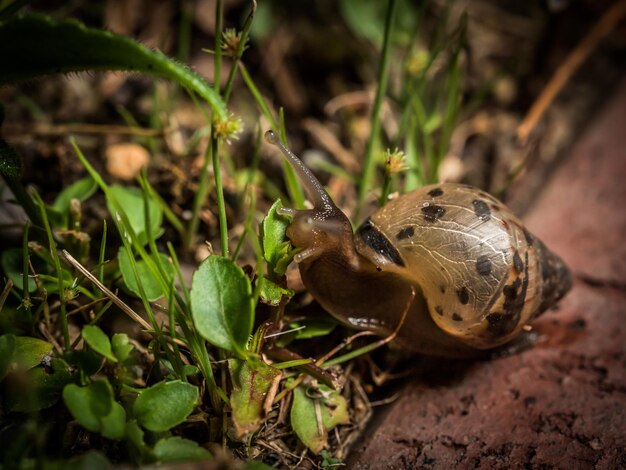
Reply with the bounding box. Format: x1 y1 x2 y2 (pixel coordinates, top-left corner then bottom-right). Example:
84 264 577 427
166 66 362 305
266 131 572 357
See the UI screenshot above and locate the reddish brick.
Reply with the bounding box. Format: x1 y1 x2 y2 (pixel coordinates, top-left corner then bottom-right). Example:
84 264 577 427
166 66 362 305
524 80 626 284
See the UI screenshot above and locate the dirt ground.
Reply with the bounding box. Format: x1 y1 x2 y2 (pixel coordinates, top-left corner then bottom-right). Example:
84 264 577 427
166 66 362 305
347 78 626 469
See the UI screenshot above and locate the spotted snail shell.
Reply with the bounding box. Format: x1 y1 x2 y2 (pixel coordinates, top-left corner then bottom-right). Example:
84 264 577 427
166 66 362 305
356 183 572 350
266 131 572 357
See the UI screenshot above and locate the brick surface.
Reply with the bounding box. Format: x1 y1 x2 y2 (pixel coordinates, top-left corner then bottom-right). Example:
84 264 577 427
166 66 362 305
524 80 626 284
348 80 626 469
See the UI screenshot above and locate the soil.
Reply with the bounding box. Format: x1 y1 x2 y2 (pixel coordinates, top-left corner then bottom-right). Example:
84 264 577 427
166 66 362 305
347 79 626 470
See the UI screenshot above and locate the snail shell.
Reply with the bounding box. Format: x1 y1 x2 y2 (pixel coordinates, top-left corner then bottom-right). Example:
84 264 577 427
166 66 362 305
357 184 571 350
266 131 572 357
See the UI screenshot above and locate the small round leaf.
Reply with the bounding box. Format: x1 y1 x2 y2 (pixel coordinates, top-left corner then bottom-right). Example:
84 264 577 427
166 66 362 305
4 358 74 412
117 248 174 301
13 336 53 370
111 333 134 363
63 380 116 433
82 325 117 363
153 437 211 463
0 334 16 381
1 249 37 292
107 185 163 247
100 401 126 440
133 380 198 432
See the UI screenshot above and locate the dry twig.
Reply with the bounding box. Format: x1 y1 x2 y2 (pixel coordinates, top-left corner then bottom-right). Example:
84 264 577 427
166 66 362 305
518 0 626 144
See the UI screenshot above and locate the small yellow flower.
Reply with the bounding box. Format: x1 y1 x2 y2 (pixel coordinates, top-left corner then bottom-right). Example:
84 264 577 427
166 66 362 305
214 114 244 143
385 149 408 174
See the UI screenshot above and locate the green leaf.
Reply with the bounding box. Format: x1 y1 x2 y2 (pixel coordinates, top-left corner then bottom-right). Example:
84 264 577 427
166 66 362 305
0 333 16 381
274 242 296 277
260 199 295 277
63 379 125 439
3 357 75 412
0 15 227 122
63 382 109 431
320 450 342 468
63 451 112 470
182 364 200 377
152 437 211 463
261 200 289 263
290 382 350 454
249 1 275 41
125 420 151 458
13 336 53 370
133 380 198 432
339 0 385 44
107 185 163 247
100 400 126 440
229 358 282 438
52 176 97 212
339 0 417 45
82 325 117 363
111 333 134 363
190 256 254 355
290 318 337 340
257 276 294 307
117 249 174 301
1 248 36 292
50 176 97 226
35 451 112 470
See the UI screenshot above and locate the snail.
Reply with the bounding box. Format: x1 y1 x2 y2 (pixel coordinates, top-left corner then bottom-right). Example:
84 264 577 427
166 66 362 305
265 130 572 357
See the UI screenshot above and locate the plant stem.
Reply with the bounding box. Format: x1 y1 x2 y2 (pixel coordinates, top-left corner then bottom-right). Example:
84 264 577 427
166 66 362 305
211 1 221 87
223 0 256 103
184 139 213 252
32 190 70 350
355 0 397 221
231 189 256 260
177 0 192 63
21 223 30 305
211 135 229 256
378 166 393 207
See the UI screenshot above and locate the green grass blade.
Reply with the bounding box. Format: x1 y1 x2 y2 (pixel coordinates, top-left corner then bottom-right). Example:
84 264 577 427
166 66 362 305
278 109 305 208
31 190 70 350
222 1 256 103
213 0 223 93
211 136 230 257
21 222 31 310
239 64 305 208
355 0 397 221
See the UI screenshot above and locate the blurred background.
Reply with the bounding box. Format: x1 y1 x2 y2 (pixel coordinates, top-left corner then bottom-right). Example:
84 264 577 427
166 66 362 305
1 0 625 255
